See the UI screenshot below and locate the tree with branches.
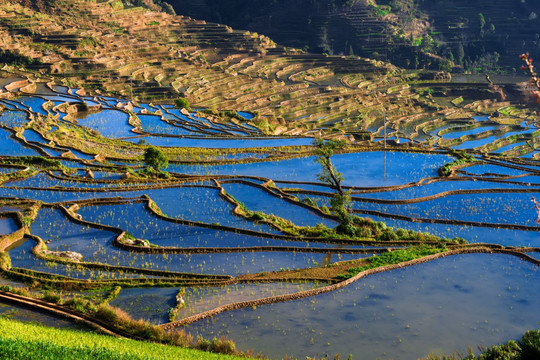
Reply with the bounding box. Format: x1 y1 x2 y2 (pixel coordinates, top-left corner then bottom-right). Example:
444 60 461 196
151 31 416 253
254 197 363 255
313 138 352 228
144 146 168 172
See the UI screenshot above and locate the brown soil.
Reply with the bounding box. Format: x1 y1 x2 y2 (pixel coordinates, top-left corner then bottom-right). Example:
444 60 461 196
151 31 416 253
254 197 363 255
237 258 369 282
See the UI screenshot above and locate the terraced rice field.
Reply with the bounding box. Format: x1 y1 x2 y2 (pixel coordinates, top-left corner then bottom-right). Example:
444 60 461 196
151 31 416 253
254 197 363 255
0 78 539 359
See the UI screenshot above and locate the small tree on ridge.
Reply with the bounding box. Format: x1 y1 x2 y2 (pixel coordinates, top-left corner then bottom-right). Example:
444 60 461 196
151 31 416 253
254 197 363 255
144 146 168 172
313 138 352 227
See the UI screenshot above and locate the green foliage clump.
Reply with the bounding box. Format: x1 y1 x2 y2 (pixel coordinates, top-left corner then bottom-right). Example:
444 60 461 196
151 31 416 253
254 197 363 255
427 329 540 359
369 3 391 17
138 167 170 179
520 330 540 359
174 97 191 110
313 138 351 228
333 216 448 242
439 150 476 176
143 147 168 172
197 336 237 355
337 245 446 280
102 286 122 304
249 212 266 221
64 296 98 314
251 117 275 135
222 110 245 121
42 290 62 304
299 223 337 238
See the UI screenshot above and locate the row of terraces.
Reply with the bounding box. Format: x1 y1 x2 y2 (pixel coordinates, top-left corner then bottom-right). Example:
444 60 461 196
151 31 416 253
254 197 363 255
0 0 531 141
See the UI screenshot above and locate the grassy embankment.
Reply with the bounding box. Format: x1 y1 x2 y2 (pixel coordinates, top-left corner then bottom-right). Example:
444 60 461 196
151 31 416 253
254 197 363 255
0 317 244 360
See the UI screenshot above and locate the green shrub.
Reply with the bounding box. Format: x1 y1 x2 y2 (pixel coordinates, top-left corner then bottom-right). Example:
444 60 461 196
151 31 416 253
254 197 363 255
395 228 409 239
174 97 191 110
250 212 266 221
42 291 62 304
439 150 477 176
337 246 446 280
64 297 96 314
209 337 236 355
143 147 168 171
520 330 540 359
378 227 398 241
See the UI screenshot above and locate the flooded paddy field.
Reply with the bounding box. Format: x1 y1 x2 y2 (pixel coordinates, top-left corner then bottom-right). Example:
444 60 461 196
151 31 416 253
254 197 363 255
187 254 540 359
0 88 539 359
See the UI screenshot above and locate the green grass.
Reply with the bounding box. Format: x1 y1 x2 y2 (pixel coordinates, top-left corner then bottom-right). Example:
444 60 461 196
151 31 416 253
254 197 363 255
438 150 477 176
336 245 446 280
426 329 540 359
0 318 244 360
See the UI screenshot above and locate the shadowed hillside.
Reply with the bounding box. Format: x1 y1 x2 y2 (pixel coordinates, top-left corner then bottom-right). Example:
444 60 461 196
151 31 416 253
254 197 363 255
168 0 540 72
167 0 418 66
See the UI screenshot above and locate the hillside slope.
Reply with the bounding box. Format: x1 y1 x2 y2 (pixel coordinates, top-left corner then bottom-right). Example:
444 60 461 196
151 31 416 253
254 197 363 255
0 0 423 137
168 0 540 72
0 0 532 143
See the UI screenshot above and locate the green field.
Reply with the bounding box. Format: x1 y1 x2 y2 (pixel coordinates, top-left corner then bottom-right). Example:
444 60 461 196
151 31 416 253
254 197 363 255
0 318 242 360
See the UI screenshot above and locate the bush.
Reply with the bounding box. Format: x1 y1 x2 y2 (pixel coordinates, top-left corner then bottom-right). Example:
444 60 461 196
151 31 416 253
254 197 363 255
335 223 357 237
196 336 236 355
355 226 373 238
299 223 334 238
474 340 521 360
64 297 96 314
376 221 387 230
42 291 62 304
143 147 168 171
520 330 540 359
158 170 171 179
378 227 398 241
351 216 374 227
174 97 191 110
209 337 236 355
249 212 266 221
395 228 409 239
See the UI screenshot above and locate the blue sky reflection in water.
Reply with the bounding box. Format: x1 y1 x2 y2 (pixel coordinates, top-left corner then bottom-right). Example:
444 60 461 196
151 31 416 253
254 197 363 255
169 151 452 187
